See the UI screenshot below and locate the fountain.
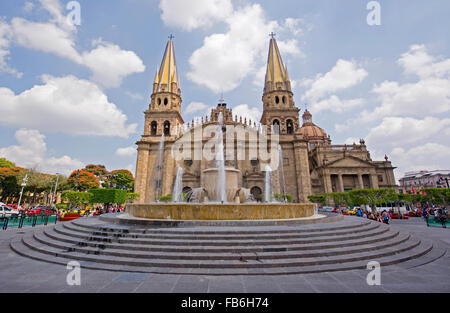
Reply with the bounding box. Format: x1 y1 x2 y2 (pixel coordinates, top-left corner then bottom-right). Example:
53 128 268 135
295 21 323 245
127 115 316 221
264 165 272 203
216 112 226 203
172 165 184 203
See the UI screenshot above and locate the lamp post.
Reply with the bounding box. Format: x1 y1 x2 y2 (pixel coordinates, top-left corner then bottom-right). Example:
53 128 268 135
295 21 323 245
17 174 28 211
52 174 60 208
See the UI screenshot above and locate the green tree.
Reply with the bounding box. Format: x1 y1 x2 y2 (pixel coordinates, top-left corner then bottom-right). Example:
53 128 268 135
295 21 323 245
127 193 140 202
0 158 15 169
61 191 93 207
106 169 134 191
91 189 128 205
308 194 327 206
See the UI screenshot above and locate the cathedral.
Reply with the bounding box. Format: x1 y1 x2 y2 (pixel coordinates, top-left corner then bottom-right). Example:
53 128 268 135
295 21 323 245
134 37 397 204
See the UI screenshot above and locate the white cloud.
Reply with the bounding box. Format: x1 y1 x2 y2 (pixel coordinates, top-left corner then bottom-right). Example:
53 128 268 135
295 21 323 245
361 45 450 122
313 95 364 113
391 143 450 179
23 2 35 13
302 59 368 102
0 75 137 138
398 44 450 79
232 104 262 125
116 146 137 157
11 17 82 63
159 0 233 31
365 116 450 148
183 101 210 115
82 39 146 88
0 21 22 78
0 129 83 175
1 1 145 87
187 4 305 93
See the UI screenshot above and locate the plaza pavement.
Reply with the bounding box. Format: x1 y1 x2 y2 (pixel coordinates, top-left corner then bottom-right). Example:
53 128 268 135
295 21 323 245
0 217 448 293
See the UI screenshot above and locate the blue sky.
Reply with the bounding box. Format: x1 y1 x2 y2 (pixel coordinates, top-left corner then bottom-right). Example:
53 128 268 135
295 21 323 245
0 0 449 180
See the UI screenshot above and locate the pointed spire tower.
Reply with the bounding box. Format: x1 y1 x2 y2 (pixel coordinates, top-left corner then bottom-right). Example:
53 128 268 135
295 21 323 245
145 35 184 138
260 34 299 134
264 36 292 93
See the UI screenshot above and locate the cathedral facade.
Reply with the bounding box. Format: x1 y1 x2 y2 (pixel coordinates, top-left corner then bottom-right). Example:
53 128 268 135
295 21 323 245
134 37 397 204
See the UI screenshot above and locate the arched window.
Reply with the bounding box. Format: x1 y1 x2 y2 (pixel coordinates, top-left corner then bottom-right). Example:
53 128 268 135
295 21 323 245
151 121 157 136
164 98 168 106
182 186 192 194
250 186 262 202
275 96 280 104
272 119 280 134
157 98 161 105
282 96 286 104
286 119 294 134
164 121 171 136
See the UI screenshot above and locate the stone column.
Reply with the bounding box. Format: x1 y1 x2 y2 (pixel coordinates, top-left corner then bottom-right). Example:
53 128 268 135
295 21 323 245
370 174 379 189
293 140 312 203
323 171 332 193
358 173 364 189
338 173 344 192
134 143 150 204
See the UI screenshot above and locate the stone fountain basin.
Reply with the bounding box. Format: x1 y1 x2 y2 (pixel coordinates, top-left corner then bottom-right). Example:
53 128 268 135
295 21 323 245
127 203 315 220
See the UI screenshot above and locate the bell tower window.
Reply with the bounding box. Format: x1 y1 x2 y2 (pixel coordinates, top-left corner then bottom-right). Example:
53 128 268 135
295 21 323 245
286 119 293 134
151 121 157 136
273 119 280 134
164 121 171 136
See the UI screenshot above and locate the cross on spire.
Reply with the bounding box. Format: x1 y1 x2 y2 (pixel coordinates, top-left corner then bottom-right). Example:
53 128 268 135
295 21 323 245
219 93 225 105
168 34 175 40
269 32 276 39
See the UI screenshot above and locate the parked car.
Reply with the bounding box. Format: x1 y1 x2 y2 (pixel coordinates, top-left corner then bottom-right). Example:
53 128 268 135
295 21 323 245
319 206 335 212
60 211 81 222
0 205 20 217
26 206 55 216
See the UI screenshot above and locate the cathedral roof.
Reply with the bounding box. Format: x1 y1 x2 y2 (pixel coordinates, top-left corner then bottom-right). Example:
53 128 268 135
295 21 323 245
155 38 180 94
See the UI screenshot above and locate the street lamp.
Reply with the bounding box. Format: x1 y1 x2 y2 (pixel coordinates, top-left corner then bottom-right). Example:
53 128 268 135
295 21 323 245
17 174 28 211
52 174 60 208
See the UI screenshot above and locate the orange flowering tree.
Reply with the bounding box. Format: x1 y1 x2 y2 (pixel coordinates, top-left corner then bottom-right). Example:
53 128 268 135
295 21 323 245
67 170 100 191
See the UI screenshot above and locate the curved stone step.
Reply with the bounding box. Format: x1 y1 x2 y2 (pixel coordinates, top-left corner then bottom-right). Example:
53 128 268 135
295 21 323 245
62 220 381 240
70 218 370 235
42 226 400 254
51 223 391 247
33 228 411 261
10 231 434 275
18 230 422 269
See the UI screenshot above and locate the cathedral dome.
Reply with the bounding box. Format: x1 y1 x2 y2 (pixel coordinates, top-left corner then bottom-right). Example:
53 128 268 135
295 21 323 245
299 123 327 138
299 109 330 142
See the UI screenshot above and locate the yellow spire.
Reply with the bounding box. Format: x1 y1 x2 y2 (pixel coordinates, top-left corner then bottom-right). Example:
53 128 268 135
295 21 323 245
156 37 180 94
265 37 290 92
